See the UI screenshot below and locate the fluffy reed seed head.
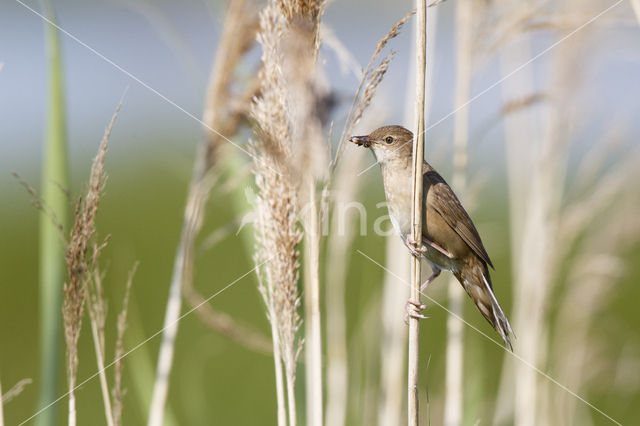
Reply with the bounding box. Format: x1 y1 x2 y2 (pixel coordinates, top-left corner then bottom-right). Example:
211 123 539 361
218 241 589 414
63 102 119 387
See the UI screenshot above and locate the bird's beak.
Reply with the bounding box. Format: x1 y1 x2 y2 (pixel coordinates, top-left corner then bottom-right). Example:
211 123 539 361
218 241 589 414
349 135 372 148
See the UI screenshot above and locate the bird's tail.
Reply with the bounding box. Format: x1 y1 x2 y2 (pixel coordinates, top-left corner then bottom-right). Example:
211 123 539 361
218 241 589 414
455 261 514 350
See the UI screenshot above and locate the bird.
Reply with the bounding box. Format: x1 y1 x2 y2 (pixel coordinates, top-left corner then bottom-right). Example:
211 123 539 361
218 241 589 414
349 125 514 349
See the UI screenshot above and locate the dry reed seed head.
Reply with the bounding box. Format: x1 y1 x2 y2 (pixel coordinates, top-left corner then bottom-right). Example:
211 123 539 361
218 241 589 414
277 0 325 23
352 51 395 127
372 10 413 61
251 0 331 372
281 17 330 183
203 0 260 163
332 13 409 173
62 102 118 393
12 172 67 236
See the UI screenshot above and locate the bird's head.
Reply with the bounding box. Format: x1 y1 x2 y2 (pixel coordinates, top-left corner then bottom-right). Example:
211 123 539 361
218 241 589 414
349 125 414 164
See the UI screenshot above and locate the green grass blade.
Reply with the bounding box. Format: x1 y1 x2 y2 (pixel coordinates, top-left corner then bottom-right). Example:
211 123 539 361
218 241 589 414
36 2 70 425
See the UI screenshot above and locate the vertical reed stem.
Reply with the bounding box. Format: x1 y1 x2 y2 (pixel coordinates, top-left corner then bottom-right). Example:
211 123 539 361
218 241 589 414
38 3 69 425
304 178 323 426
265 294 287 426
408 1 427 425
445 0 471 424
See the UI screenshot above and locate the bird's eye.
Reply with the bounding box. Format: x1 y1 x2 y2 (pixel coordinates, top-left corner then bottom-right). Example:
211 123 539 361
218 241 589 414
385 136 393 144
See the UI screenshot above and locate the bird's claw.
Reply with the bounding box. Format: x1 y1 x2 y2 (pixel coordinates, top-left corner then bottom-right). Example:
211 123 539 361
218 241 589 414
404 299 428 324
406 236 427 258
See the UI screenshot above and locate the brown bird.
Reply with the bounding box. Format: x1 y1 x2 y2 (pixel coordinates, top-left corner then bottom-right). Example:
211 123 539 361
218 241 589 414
350 125 514 349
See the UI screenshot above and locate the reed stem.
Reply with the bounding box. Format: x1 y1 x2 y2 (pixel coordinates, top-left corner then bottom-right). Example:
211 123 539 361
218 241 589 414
408 1 427 425
38 3 69 425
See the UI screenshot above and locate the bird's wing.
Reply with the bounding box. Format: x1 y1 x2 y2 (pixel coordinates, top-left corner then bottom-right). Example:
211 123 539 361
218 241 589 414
424 170 494 268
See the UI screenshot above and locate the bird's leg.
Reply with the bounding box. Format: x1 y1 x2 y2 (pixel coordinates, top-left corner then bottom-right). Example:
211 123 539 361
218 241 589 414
406 235 427 258
406 235 454 259
403 267 441 323
421 267 441 292
405 299 428 323
422 236 455 259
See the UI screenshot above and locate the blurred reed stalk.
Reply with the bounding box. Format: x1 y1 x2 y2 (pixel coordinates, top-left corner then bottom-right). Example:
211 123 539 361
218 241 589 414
350 297 385 425
493 5 539 424
494 2 619 424
508 24 578 426
535 2 640 422
548 160 640 424
86 255 114 426
112 263 137 426
408 0 427 424
37 3 70 425
124 308 179 426
324 146 365 426
378 239 410 426
147 1 260 425
444 0 472 424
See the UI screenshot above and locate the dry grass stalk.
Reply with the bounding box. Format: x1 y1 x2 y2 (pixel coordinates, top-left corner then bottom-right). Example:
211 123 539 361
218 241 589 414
182 280 273 353
12 173 66 237
63 101 119 426
147 1 260 425
408 1 427 425
111 262 137 426
86 240 115 426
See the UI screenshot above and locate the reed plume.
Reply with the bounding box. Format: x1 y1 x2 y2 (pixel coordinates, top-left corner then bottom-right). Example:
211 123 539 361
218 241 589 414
62 102 120 426
251 2 332 425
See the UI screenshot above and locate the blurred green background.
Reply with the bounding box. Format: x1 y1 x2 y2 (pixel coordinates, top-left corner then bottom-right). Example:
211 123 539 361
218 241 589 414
2 0 640 425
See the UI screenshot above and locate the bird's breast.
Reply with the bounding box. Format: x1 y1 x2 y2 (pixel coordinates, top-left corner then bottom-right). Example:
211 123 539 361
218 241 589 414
381 167 413 240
